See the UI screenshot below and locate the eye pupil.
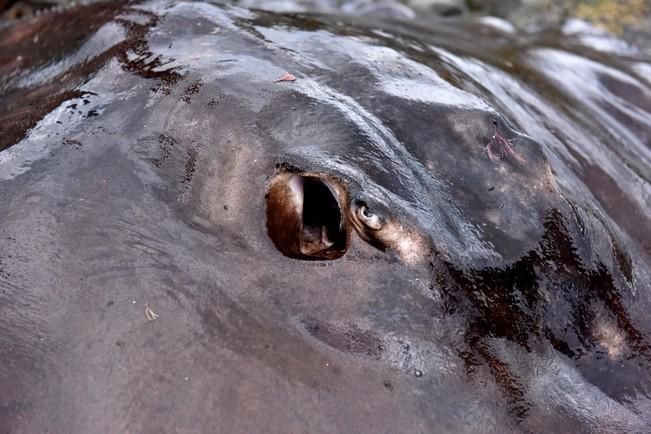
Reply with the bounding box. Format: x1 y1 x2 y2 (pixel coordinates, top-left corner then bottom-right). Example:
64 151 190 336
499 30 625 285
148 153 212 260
362 206 371 218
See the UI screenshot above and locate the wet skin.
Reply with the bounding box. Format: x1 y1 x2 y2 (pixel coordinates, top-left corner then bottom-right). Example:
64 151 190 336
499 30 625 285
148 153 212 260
1 1 651 432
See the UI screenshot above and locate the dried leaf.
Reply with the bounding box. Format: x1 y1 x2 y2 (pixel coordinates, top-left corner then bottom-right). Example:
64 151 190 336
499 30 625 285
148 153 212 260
274 72 296 83
145 303 159 321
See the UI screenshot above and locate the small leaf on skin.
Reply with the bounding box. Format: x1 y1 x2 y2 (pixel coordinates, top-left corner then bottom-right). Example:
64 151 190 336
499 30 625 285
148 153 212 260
274 72 297 83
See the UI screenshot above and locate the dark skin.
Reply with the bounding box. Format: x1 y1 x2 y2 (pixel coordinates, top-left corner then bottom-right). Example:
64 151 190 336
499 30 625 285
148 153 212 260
1 1 650 432
0 0 54 20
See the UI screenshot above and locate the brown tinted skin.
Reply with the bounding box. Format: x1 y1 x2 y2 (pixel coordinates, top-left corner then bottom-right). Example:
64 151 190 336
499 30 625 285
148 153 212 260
266 172 306 257
1 2 650 433
0 1 127 150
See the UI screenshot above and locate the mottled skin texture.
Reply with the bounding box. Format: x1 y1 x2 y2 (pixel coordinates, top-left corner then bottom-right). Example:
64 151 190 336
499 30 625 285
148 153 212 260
1 1 651 433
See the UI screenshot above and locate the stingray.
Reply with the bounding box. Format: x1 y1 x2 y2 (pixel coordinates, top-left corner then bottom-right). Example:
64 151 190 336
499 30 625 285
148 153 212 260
1 1 650 432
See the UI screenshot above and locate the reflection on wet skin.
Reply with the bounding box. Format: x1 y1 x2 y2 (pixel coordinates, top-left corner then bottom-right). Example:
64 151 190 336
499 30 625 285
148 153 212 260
439 209 649 404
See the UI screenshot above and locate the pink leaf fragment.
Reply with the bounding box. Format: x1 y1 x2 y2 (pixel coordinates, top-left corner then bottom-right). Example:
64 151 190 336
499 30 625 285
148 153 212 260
485 121 526 165
274 72 296 83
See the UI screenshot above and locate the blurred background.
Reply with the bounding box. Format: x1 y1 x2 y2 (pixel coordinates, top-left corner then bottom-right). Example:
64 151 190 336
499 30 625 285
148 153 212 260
2 0 649 36
242 0 651 33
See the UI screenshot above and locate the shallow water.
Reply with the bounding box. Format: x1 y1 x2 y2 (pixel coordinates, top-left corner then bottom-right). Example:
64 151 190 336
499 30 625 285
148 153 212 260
0 1 650 432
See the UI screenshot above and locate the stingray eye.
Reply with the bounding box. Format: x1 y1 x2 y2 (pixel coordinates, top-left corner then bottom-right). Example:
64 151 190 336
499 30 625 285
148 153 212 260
356 203 382 231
